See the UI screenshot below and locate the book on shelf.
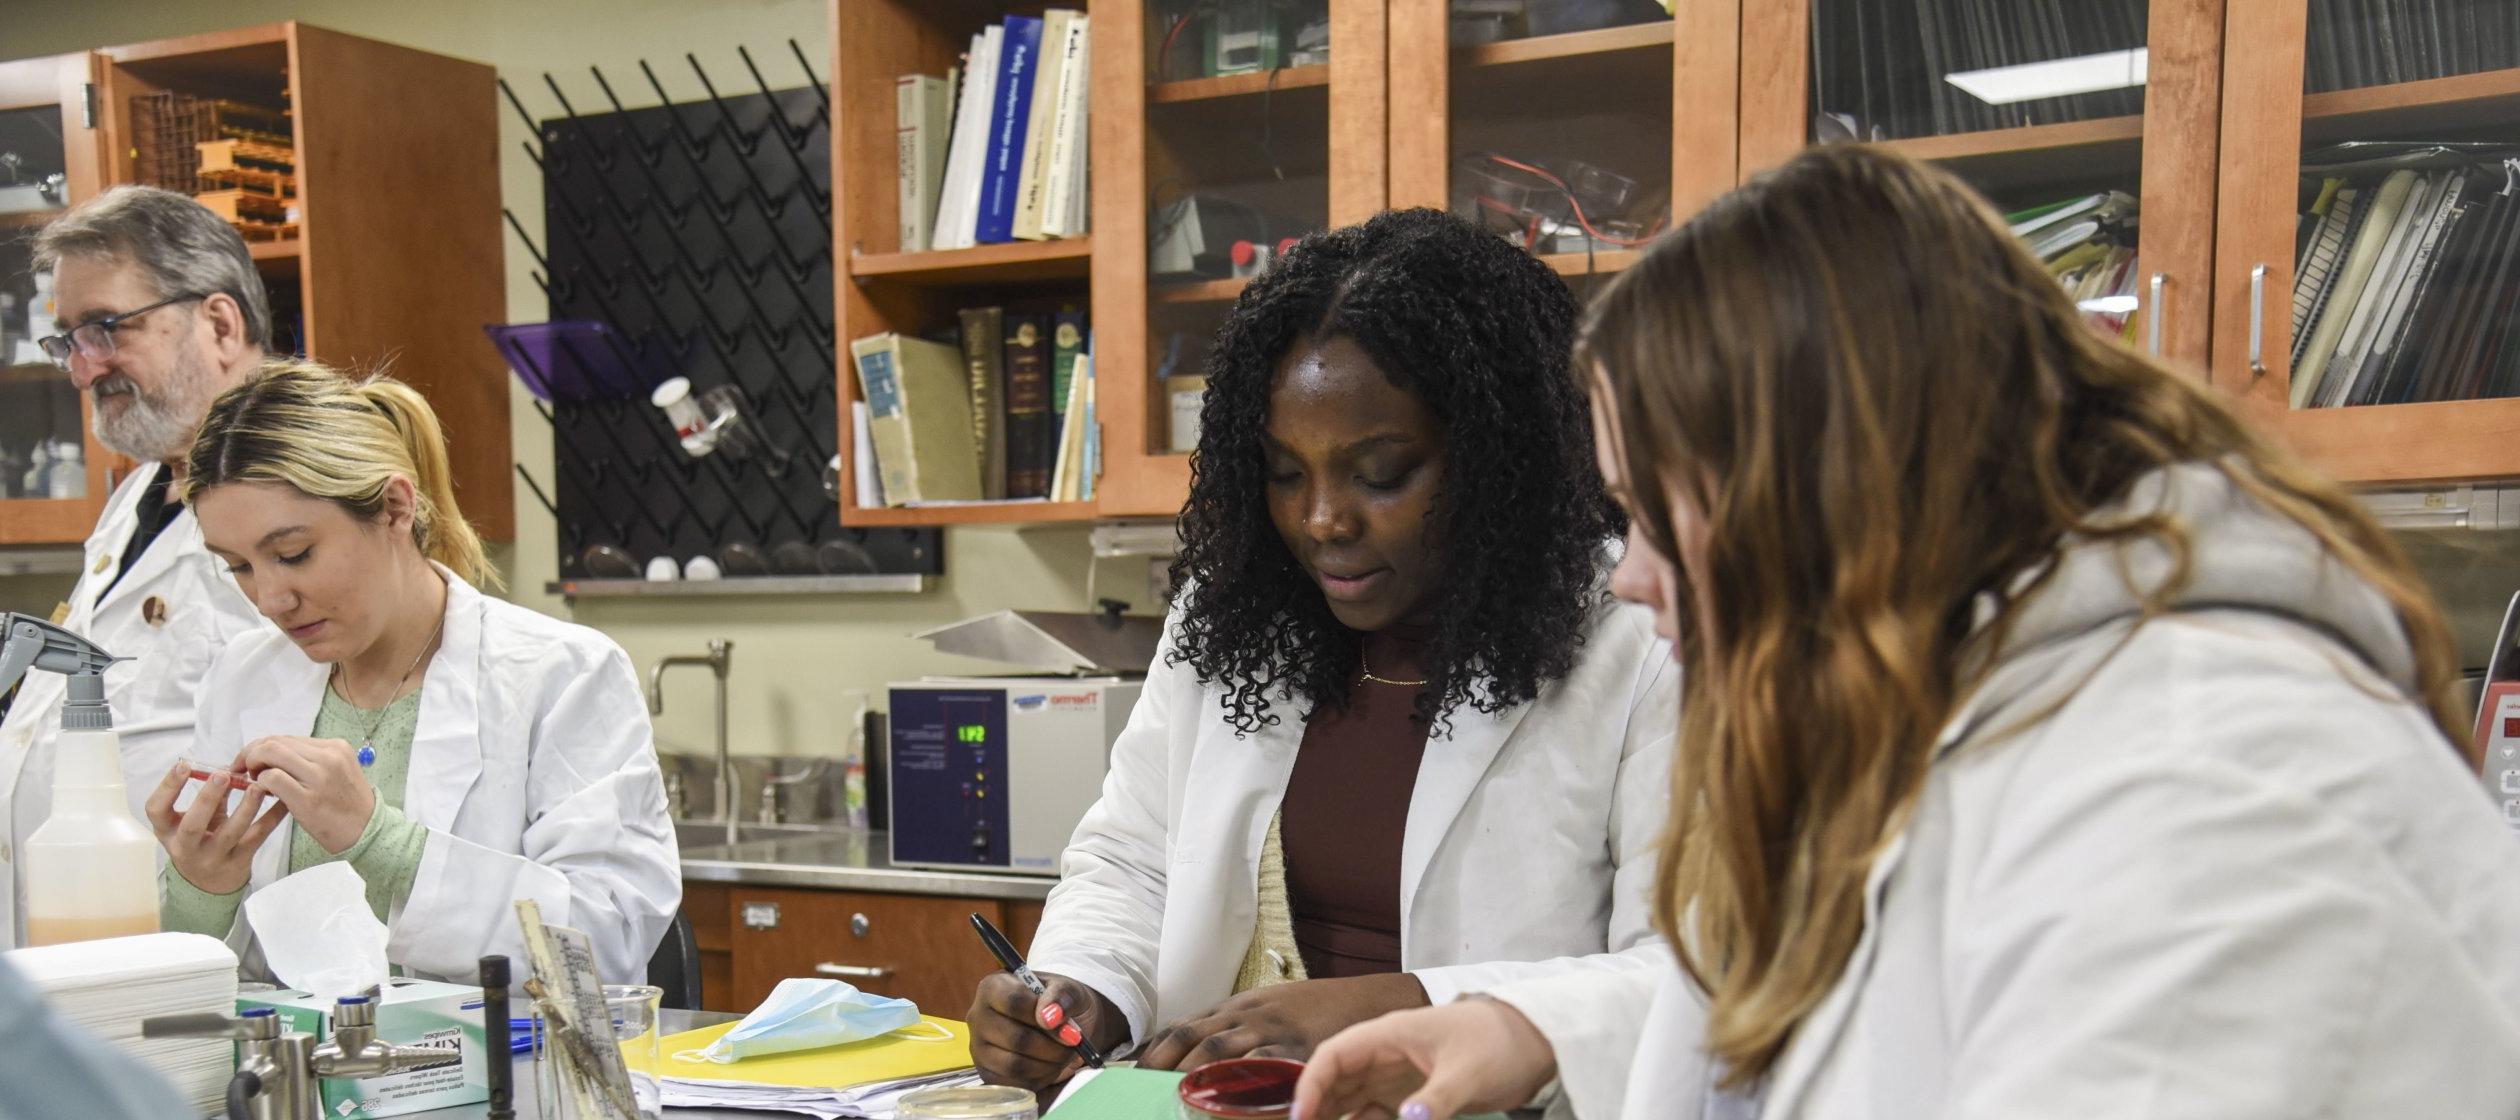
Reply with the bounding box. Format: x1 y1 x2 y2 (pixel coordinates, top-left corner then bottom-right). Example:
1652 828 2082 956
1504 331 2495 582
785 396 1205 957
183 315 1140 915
903 12 1089 251
1049 346 1090 502
957 307 1010 500
848 332 982 505
1078 334 1099 501
1040 14 1091 239
2303 0 2520 94
1050 307 1087 430
2288 153 2520 409
850 401 885 508
1014 10 1076 242
977 14 1044 245
894 73 953 253
1003 312 1055 498
2005 190 2140 340
931 26 1002 251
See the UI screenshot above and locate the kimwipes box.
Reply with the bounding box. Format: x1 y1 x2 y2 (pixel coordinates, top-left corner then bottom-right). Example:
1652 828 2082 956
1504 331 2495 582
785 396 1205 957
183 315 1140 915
236 977 490 1118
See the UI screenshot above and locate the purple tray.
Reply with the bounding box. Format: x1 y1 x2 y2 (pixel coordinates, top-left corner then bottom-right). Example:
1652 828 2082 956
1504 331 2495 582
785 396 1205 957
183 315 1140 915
484 320 667 404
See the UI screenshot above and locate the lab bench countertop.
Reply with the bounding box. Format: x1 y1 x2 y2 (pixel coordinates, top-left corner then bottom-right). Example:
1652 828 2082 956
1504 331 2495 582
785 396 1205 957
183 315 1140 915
678 827 1056 902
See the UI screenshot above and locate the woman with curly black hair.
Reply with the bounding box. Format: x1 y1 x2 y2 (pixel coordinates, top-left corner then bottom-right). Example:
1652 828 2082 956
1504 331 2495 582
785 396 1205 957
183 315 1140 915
968 209 1680 1091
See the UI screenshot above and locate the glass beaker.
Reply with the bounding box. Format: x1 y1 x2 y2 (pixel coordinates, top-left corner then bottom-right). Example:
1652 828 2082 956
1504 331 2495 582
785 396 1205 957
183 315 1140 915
530 984 666 1120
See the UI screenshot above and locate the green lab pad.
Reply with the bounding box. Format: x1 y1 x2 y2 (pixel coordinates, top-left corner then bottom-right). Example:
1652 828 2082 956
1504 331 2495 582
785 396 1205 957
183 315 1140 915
1041 1066 1508 1118
1043 1068 1182 1117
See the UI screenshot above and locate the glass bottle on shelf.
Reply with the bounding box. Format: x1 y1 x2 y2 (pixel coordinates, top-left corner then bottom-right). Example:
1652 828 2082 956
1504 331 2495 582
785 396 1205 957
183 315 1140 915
2 89 87 504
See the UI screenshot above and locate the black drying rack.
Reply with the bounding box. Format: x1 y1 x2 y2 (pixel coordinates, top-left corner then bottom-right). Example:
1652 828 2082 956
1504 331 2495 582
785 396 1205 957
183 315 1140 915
500 43 942 586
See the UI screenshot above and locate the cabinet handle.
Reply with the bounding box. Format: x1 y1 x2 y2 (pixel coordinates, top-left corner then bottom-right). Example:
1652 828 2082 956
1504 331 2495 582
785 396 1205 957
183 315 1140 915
2248 264 2269 377
814 963 893 980
2146 272 2167 357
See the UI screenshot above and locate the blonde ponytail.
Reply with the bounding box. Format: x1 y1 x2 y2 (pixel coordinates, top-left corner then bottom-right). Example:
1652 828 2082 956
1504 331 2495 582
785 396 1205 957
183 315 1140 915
185 358 500 590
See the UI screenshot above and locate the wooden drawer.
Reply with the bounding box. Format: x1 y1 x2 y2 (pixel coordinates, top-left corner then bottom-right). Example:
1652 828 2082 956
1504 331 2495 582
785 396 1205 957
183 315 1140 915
724 886 1015 1018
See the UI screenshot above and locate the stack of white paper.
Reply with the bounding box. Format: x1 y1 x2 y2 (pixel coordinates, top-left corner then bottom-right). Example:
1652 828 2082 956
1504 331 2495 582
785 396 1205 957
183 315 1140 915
7 932 242 1112
656 1067 983 1119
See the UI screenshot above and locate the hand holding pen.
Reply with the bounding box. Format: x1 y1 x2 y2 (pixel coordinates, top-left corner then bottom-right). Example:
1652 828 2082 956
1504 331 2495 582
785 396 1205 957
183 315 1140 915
967 912 1118 1091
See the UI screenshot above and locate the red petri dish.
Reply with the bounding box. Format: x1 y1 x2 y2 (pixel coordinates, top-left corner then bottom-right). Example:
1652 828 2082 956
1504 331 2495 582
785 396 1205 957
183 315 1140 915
1176 1057 1306 1119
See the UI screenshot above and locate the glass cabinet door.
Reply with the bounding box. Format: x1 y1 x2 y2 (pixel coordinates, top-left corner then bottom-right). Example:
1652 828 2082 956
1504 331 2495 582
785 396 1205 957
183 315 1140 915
1387 0 1721 292
1094 0 1385 517
0 51 111 543
1741 0 2223 369
2216 0 2520 483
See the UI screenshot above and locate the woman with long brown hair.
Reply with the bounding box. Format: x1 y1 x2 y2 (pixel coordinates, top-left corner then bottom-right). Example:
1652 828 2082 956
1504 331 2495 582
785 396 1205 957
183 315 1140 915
1291 145 2520 1119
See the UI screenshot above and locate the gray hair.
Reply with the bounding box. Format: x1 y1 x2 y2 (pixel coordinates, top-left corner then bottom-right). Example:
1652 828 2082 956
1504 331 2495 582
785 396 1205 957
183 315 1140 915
32 185 272 349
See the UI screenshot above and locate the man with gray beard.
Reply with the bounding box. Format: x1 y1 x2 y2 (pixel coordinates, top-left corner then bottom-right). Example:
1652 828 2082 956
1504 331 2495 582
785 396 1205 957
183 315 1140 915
0 186 270 948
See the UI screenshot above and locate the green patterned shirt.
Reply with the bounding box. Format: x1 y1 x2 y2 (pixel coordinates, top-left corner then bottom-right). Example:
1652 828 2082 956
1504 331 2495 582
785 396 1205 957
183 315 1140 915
160 685 431 936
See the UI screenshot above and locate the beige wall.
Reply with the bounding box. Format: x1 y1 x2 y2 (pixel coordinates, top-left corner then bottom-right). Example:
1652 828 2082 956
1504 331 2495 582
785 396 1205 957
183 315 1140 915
3 0 1162 761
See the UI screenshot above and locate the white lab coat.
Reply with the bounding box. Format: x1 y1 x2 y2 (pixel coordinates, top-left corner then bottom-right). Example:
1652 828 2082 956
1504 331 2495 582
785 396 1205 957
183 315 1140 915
185 570 679 987
1494 463 2520 1119
1025 596 1679 1046
0 463 263 948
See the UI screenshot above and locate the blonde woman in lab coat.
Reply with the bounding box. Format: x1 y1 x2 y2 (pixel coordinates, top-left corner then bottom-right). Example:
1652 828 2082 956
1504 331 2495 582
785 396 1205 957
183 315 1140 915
143 360 678 985
1294 146 2520 1120
970 209 1679 1091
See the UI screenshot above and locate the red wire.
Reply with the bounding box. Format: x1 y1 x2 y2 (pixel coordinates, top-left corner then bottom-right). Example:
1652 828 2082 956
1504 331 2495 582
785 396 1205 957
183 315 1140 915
1159 9 1196 81
1482 154 1667 248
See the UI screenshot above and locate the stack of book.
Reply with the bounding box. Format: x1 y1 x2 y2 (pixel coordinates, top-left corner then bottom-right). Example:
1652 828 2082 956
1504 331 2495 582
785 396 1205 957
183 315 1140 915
849 306 1099 507
2009 190 2142 342
1810 0 2148 141
2288 148 2520 409
897 10 1091 253
2305 1 2519 94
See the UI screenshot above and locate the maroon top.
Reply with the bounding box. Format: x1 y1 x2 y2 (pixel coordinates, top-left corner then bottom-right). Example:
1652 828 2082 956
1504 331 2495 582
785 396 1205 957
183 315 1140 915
1279 626 1436 979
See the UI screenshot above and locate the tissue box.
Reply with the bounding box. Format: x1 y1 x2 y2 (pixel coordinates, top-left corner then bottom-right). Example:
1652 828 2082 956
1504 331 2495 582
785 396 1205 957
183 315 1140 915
237 977 489 1119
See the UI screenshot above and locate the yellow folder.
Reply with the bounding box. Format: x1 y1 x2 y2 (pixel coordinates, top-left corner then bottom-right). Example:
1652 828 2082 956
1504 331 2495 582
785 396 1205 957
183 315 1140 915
624 1016 975 1089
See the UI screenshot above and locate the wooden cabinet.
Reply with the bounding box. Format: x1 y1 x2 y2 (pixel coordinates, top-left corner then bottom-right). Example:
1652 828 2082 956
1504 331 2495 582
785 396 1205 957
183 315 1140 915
1731 0 2520 487
827 1 2520 511
2208 0 2520 484
825 1 1390 526
0 52 118 544
684 880 1041 1018
97 23 511 537
1094 0 1390 518
1734 0 2224 371
1385 1 1733 272
0 24 509 546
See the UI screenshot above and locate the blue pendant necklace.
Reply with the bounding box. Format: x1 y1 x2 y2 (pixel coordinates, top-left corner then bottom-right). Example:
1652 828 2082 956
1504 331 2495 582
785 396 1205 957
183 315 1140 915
334 610 444 769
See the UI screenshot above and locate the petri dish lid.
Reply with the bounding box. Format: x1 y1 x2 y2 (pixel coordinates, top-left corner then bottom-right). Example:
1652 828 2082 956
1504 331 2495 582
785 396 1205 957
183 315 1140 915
896 1084 1037 1119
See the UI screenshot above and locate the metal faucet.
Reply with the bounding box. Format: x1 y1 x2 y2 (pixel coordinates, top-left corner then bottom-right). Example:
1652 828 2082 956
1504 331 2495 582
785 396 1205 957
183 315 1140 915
649 639 734 845
758 756 832 825
311 994 449 1080
145 1007 313 1120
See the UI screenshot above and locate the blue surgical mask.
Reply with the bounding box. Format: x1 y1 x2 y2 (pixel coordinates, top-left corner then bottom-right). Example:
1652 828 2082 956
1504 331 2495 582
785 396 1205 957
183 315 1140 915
674 978 952 1064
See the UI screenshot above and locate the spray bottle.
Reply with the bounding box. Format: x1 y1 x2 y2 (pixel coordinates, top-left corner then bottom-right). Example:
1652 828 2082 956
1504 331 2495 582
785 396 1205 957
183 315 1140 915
0 613 156 945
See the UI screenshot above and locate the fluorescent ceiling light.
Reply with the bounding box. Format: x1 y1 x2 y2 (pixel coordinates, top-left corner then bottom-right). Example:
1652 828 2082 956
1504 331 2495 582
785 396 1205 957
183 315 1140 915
1946 48 2148 105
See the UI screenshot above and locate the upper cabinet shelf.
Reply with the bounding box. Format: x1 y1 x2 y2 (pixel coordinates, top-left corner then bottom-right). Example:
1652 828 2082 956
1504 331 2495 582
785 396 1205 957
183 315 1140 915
1151 64 1330 103
1455 21 1673 67
848 238 1094 285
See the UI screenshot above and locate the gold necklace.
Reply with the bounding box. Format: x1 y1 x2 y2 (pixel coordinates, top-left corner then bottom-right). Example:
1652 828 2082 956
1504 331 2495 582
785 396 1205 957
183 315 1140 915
1358 655 1428 688
332 609 445 762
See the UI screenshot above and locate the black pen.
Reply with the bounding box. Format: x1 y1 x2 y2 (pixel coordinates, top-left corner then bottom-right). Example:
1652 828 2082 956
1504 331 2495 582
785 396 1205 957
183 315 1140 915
970 912 1105 1069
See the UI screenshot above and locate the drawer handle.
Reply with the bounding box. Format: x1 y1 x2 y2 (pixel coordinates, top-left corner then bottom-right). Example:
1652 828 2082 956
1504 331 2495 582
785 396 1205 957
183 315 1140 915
814 963 893 980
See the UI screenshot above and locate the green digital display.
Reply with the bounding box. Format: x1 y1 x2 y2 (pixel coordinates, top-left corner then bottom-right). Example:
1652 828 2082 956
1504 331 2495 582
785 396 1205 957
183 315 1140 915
956 724 987 744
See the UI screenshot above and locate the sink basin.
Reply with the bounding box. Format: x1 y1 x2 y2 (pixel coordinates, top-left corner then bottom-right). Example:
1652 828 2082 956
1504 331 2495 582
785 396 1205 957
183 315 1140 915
673 819 853 853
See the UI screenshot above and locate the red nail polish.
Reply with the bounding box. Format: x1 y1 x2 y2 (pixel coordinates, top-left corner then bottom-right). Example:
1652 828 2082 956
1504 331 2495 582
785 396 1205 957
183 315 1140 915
1039 1002 1065 1028
1057 1022 1083 1046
